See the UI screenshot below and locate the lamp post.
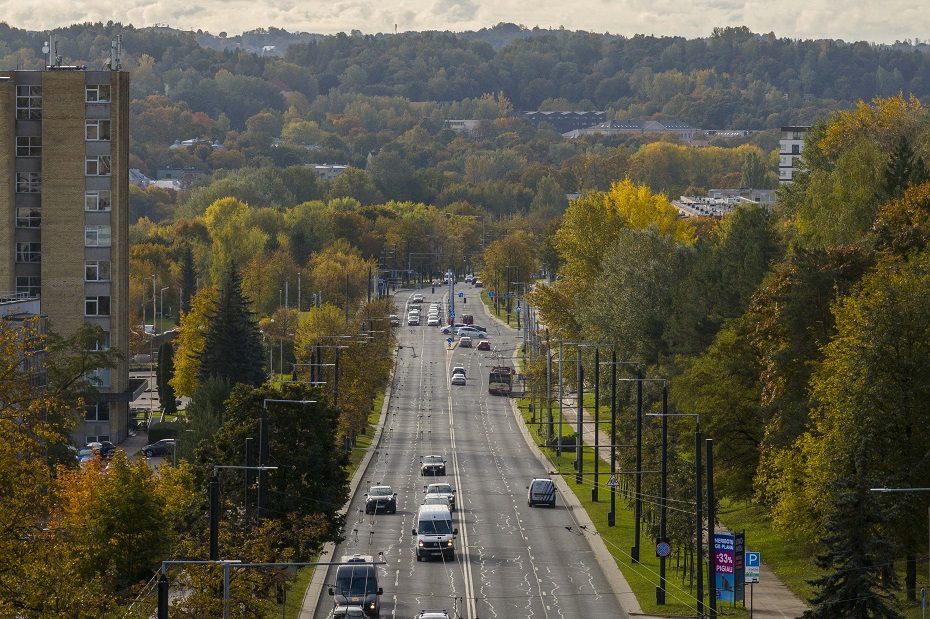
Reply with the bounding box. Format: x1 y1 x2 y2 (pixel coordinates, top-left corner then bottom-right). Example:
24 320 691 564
209 464 278 562
596 356 641 527
159 286 169 332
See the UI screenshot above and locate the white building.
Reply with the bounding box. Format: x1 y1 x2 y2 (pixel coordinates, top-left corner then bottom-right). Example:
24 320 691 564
779 126 810 184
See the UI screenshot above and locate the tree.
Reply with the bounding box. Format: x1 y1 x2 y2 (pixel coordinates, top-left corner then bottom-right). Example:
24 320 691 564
741 149 767 188
179 243 197 314
157 341 178 415
199 264 266 387
170 286 218 398
876 135 929 203
803 467 902 619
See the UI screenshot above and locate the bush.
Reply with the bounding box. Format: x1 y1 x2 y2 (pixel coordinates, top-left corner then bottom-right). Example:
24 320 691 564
547 433 577 448
148 421 182 443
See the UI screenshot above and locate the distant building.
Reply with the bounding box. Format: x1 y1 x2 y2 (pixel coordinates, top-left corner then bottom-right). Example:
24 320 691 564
156 166 206 189
672 188 775 218
129 168 153 188
444 119 481 135
312 164 349 181
518 111 605 133
564 119 697 141
169 137 221 150
779 126 810 184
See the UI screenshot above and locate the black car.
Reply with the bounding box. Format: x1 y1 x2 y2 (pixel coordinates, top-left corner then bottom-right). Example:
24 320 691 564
420 455 446 476
142 438 176 458
364 486 397 514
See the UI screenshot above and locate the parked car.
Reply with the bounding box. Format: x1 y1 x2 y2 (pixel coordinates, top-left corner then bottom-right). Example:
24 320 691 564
420 455 447 476
142 438 176 458
457 327 486 339
476 340 491 351
86 440 117 459
458 336 472 348
364 485 398 514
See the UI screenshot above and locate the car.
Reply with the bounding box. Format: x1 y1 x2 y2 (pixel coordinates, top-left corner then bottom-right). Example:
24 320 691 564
412 294 423 304
86 440 117 459
76 447 97 466
330 606 367 619
451 373 466 386
468 324 487 333
438 325 463 335
420 455 447 476
389 314 400 327
457 327 485 339
407 314 420 326
461 314 474 325
364 485 397 514
464 274 474 283
421 494 451 507
424 482 456 511
476 340 491 351
527 478 557 507
451 366 466 377
142 438 176 458
427 316 440 326
473 280 483 288
417 610 451 619
458 336 472 348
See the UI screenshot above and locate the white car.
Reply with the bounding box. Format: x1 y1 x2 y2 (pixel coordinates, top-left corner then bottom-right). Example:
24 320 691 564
424 482 456 511
451 373 466 386
457 327 486 339
412 294 423 304
427 316 440 326
408 314 420 326
458 336 472 348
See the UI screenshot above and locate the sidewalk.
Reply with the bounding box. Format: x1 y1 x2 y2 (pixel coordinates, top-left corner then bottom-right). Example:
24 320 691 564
558 392 807 618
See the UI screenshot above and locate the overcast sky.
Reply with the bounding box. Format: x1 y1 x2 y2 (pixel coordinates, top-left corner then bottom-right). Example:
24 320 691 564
4 0 929 44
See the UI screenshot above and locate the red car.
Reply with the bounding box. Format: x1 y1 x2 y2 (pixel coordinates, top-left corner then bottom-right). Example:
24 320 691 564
461 314 474 325
477 340 491 351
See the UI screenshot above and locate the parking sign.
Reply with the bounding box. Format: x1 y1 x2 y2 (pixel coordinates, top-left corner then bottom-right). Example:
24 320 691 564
745 551 761 583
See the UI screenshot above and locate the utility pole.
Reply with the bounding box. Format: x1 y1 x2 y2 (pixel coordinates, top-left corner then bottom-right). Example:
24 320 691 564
707 438 717 617
657 385 668 604
575 347 583 484
209 471 219 560
546 332 553 446
696 428 704 617
592 347 600 502
244 437 253 521
632 368 643 562
557 340 563 457
609 349 617 526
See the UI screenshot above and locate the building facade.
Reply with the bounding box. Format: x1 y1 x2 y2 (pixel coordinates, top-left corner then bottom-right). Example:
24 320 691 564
779 126 810 184
0 68 133 445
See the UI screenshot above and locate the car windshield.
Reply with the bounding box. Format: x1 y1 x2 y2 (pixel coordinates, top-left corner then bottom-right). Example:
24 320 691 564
424 456 442 464
334 566 376 596
427 484 453 494
418 519 453 535
370 486 392 496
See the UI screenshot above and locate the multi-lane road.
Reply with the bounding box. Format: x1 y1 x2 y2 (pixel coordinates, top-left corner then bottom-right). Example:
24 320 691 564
311 288 626 619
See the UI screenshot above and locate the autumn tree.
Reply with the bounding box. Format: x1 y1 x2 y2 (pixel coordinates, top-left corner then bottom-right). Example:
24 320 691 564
170 286 219 397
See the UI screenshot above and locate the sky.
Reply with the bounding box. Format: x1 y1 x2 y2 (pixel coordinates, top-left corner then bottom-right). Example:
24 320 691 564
3 0 929 44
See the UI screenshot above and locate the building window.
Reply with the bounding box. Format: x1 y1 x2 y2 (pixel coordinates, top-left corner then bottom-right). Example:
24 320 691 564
85 156 112 176
16 136 41 157
84 190 112 211
86 434 111 443
89 330 110 350
15 206 41 228
85 260 111 282
16 172 41 193
84 225 112 247
85 296 111 317
791 144 800 155
84 402 110 422
86 368 111 389
15 242 40 263
15 276 40 297
85 85 111 103
85 120 111 141
16 85 41 120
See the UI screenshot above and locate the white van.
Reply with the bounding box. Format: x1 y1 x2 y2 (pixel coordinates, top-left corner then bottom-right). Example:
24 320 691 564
527 478 556 507
412 504 457 561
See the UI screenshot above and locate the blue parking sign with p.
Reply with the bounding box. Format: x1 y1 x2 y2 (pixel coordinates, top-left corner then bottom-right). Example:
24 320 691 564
746 552 760 567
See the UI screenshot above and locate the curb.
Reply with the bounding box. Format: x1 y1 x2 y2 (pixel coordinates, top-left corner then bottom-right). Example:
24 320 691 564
298 345 399 618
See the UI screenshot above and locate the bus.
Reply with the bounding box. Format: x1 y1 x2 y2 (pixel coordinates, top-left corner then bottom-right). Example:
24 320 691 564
488 366 514 396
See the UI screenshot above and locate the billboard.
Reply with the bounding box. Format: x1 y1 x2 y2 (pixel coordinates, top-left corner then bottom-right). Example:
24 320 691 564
713 533 745 603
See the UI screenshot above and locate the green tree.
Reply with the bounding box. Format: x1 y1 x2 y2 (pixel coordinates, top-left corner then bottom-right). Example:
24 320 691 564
741 149 767 188
179 243 197 314
876 135 929 203
199 264 266 387
157 341 177 415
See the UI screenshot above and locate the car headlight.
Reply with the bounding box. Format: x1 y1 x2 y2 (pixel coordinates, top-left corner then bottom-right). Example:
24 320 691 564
369 602 376 609
418 540 424 547
447 538 454 547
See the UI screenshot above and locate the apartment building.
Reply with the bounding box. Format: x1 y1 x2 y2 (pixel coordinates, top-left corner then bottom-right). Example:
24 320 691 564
779 125 810 184
0 67 134 445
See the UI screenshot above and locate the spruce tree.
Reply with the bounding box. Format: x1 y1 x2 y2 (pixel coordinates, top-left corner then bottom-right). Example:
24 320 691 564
180 244 196 314
198 264 266 387
803 473 902 619
878 136 930 203
156 341 177 415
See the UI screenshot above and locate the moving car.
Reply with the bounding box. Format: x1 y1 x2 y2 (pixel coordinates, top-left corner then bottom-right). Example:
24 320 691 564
412 504 457 561
330 606 367 619
451 366 466 377
364 485 397 514
407 313 420 326
142 438 176 458
456 327 486 339
420 455 447 476
476 340 491 351
422 495 450 507
424 482 456 511
461 314 474 325
458 336 472 348
329 555 382 618
527 478 557 507
427 316 440 326
473 280 483 288
451 373 466 386
389 314 400 327
411 294 423 304
417 610 451 619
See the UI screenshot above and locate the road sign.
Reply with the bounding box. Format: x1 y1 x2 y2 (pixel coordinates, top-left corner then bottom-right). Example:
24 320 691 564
458 291 464 298
606 474 619 488
446 337 454 345
488 291 495 298
745 551 761 583
656 541 671 558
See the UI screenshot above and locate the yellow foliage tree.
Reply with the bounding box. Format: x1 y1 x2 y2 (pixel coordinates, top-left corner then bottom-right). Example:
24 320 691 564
170 285 218 397
203 197 269 282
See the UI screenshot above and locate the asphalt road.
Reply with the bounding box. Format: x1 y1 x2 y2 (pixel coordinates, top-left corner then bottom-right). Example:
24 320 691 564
313 288 624 619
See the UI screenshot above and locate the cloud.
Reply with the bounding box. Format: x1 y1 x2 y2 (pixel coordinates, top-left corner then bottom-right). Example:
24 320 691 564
0 0 927 43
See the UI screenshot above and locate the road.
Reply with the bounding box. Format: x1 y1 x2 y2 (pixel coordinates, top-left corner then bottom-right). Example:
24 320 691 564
311 288 625 619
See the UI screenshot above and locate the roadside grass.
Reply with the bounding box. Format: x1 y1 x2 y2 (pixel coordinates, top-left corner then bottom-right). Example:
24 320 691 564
514 395 751 617
480 290 518 327
278 389 386 619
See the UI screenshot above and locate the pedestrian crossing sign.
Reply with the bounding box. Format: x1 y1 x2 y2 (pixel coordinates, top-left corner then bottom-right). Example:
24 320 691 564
606 474 619 488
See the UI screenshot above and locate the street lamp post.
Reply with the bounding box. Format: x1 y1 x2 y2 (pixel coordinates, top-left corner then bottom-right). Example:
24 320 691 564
159 286 169 332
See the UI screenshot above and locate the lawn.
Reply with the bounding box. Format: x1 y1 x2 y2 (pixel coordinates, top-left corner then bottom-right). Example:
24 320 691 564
480 289 519 327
